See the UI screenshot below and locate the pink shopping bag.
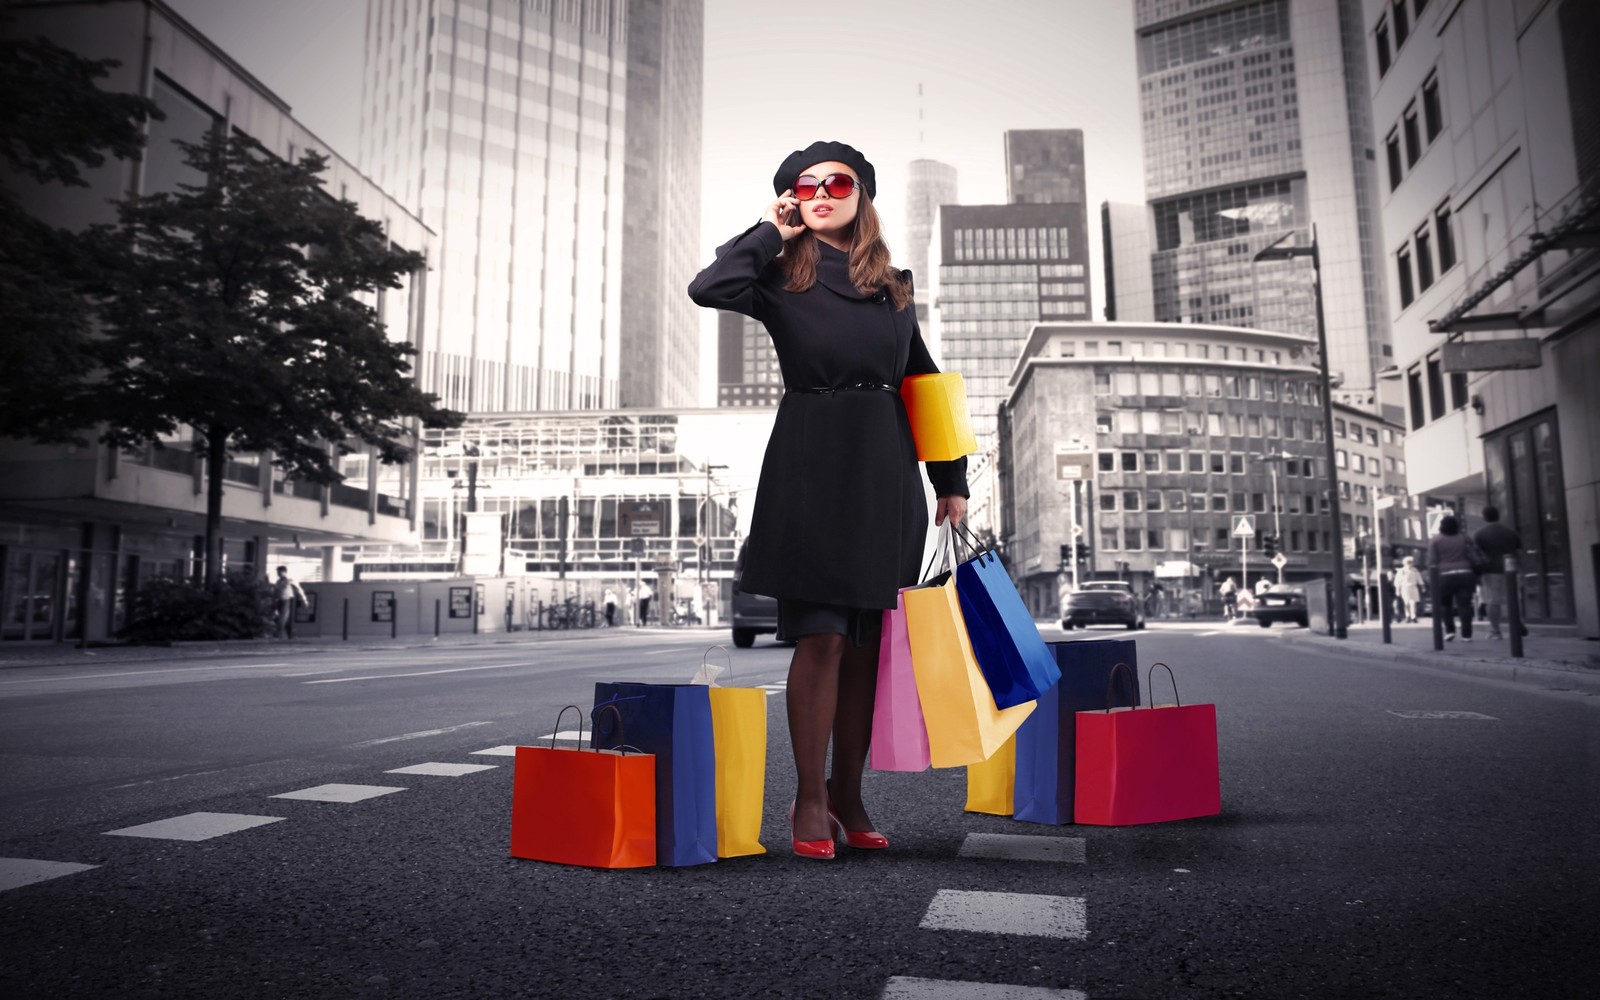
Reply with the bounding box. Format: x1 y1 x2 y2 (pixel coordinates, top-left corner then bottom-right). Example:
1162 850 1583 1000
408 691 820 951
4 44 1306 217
869 588 931 771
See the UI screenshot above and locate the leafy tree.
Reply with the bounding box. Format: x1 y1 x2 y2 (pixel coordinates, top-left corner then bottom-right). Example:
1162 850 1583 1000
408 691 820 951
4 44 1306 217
0 26 160 441
84 131 462 585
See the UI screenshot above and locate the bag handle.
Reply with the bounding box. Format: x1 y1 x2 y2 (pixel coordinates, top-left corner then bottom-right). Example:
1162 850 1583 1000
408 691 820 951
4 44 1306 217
588 702 643 756
951 519 997 567
1100 662 1139 712
921 521 959 581
1145 662 1181 707
551 704 585 750
702 644 732 681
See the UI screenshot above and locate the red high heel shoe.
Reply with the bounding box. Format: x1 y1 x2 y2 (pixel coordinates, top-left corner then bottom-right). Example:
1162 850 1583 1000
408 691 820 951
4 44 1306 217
789 801 835 860
827 797 889 850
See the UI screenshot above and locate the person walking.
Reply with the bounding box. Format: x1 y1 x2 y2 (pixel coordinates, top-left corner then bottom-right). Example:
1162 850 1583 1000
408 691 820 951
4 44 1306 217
270 566 306 640
636 580 653 628
603 587 618 628
1394 557 1424 622
689 140 969 860
1473 506 1526 640
1427 515 1482 642
1219 576 1239 621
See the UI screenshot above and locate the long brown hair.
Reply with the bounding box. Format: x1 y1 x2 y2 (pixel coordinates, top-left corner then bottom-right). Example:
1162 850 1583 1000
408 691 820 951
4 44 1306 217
777 193 913 311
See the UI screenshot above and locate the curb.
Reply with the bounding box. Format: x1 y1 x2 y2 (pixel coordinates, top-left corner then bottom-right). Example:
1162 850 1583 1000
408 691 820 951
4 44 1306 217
1276 628 1600 695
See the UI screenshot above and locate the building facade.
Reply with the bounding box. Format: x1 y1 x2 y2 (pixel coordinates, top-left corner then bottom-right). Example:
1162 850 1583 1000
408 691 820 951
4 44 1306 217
1368 0 1599 632
1102 200 1156 321
1005 129 1088 206
1132 0 1392 397
0 0 433 642
716 311 782 408
904 158 958 326
360 0 703 414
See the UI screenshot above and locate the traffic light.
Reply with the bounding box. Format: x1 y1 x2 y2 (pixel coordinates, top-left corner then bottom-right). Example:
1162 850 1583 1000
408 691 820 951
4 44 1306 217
1262 533 1277 558
1075 541 1091 562
1059 544 1071 566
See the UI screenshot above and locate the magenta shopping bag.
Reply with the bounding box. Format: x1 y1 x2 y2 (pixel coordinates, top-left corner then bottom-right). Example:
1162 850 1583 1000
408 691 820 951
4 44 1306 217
869 588 931 771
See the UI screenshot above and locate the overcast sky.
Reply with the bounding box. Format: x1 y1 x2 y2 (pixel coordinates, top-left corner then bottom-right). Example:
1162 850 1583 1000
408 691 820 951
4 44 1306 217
165 0 1146 405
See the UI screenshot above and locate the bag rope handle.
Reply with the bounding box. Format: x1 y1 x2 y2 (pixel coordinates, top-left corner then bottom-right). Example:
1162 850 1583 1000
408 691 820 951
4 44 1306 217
550 704 585 750
588 702 643 756
1100 662 1140 713
702 643 733 681
1146 662 1181 707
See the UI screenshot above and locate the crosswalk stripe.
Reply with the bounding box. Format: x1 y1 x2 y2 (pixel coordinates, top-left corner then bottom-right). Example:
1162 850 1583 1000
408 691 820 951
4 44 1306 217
920 889 1087 939
270 784 407 803
882 977 1087 1000
383 762 498 777
958 833 1086 864
105 812 285 842
0 858 99 892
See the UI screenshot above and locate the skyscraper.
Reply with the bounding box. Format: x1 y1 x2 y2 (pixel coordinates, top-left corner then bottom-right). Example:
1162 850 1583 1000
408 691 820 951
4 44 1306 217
1131 0 1390 396
904 158 958 324
360 0 703 414
1004 129 1086 205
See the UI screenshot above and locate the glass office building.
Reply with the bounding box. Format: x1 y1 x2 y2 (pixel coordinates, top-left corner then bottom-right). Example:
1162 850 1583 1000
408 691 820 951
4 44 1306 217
360 0 703 414
1133 0 1391 396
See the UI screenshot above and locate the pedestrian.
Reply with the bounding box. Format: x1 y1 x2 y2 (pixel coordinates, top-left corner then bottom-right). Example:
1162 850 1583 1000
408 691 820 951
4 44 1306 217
688 140 970 860
270 566 306 640
1427 514 1482 642
603 587 618 628
1254 576 1272 597
1394 557 1423 622
1219 576 1239 620
636 580 653 627
1473 505 1526 640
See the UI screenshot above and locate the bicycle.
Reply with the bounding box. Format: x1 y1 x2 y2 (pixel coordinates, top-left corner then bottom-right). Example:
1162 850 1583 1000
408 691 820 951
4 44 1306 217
545 598 596 630
667 600 702 627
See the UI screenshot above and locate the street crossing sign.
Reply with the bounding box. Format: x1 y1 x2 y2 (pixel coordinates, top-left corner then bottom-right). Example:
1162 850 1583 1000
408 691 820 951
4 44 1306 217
1271 552 1287 569
1232 514 1256 538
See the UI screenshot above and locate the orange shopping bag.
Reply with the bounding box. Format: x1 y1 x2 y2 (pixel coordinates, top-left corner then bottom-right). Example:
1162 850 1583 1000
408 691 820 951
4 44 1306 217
900 372 978 461
511 705 656 867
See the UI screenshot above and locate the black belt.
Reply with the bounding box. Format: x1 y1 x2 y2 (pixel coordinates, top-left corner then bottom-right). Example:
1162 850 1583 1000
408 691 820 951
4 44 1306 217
788 382 896 395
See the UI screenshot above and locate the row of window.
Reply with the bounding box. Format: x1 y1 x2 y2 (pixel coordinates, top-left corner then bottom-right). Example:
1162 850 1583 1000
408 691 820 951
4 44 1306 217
1091 446 1403 480
1097 527 1329 554
1374 0 1431 78
1092 371 1315 402
1384 71 1443 192
1062 340 1290 366
1405 351 1471 432
951 227 1071 263
1396 204 1456 310
1099 490 1323 514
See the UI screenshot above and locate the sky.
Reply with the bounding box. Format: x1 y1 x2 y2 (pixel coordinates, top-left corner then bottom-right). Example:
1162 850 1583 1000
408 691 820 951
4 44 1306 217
164 0 1147 405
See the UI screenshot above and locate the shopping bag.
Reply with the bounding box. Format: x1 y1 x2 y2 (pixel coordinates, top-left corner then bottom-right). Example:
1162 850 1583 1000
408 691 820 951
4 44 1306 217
592 681 719 867
693 646 767 858
904 527 1035 767
510 705 656 868
1013 639 1139 825
870 587 931 772
964 732 1016 815
1074 663 1221 826
952 523 1060 709
900 372 978 461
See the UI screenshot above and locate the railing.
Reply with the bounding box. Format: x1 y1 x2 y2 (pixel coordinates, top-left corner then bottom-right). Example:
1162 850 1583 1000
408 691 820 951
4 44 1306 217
376 493 409 518
329 483 369 511
273 478 324 501
222 460 261 486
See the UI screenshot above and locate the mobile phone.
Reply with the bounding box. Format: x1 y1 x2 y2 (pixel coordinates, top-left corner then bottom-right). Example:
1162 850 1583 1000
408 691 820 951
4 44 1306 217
786 204 802 227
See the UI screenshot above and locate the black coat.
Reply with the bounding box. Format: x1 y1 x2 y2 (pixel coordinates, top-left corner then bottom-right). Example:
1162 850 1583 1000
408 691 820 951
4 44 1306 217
688 222 969 609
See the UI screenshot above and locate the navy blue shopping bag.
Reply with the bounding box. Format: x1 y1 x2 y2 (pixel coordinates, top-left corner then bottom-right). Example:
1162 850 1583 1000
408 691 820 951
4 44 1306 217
953 523 1060 709
592 682 718 867
1013 639 1139 825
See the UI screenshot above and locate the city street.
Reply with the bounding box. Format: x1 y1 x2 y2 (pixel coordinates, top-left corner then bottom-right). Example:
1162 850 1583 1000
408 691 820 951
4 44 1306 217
2 625 1595 999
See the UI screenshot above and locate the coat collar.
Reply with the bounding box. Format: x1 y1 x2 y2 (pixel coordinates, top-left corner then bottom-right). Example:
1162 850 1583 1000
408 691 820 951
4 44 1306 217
812 239 873 300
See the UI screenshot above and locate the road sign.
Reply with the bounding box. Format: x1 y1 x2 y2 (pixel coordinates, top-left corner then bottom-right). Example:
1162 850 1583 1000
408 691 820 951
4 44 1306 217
1232 514 1256 538
1376 495 1397 510
629 537 645 557
1271 552 1287 569
1072 524 1083 536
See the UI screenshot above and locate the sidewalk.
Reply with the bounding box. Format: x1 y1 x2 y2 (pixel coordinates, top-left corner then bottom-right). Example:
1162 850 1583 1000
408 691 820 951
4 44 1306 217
1273 618 1600 695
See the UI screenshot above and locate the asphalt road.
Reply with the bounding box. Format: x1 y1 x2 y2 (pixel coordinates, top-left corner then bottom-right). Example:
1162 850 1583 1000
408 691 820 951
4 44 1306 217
1 624 1595 999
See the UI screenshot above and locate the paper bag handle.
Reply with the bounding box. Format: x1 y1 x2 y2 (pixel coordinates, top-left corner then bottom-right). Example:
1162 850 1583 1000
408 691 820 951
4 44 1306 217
1146 662 1181 707
1100 662 1140 712
551 704 585 749
586 702 644 756
703 644 733 680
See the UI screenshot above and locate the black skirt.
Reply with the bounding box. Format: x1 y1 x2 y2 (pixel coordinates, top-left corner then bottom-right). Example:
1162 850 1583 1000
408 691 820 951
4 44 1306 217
776 597 883 650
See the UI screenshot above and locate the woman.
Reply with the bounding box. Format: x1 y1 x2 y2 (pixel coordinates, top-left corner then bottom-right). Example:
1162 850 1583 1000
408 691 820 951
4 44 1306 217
1393 556 1423 622
688 140 969 860
1427 515 1478 641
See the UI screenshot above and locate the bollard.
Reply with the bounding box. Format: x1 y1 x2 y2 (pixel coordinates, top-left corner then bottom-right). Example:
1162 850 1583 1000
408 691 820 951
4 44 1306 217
1430 567 1443 651
391 600 398 640
434 599 441 638
1380 576 1392 645
342 598 349 642
1506 555 1524 659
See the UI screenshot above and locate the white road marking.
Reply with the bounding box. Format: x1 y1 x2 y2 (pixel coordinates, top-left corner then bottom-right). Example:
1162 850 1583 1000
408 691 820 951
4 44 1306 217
958 833 1086 864
384 762 498 777
471 745 520 756
270 784 407 803
1198 630 1227 637
107 768 231 790
1387 710 1498 720
533 731 586 743
0 663 292 685
105 812 285 842
304 662 524 684
345 721 494 748
0 858 99 892
881 978 1087 1000
920 890 1088 940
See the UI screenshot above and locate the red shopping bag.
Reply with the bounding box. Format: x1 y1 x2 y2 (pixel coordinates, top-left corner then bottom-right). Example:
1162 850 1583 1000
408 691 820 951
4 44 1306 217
1073 663 1220 826
870 588 931 771
511 705 656 867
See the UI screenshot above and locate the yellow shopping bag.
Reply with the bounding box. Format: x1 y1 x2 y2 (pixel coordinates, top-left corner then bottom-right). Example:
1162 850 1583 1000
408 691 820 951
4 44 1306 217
697 646 767 857
904 566 1035 768
964 732 1016 815
900 372 978 461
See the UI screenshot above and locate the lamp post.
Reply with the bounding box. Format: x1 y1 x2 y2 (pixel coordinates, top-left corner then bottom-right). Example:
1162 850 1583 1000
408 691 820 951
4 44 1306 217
698 462 728 586
1255 449 1293 584
1254 225 1348 639
451 443 481 576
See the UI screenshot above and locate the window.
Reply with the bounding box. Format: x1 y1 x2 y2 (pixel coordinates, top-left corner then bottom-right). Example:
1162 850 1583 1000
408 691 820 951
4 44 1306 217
1252 492 1266 512
1402 103 1421 167
1247 414 1262 436
1397 247 1415 308
1121 452 1139 472
1166 452 1184 472
1169 489 1187 509
1124 531 1144 552
1094 372 1111 394
1147 529 1165 551
1211 453 1225 474
1099 452 1115 472
1336 449 1348 469
1101 529 1119 551
1375 18 1391 76
1416 226 1434 290
1426 354 1446 421
1386 130 1403 190
1334 418 1346 438
1393 0 1409 47
1096 413 1113 434
1123 491 1142 511
1422 73 1442 142
1435 204 1456 271
1147 491 1163 511
1232 492 1246 511
1450 370 1469 411
1353 454 1366 473
1230 454 1245 474
1189 453 1205 473
1101 492 1117 511
1169 527 1189 551
1407 367 1424 430
1210 494 1228 512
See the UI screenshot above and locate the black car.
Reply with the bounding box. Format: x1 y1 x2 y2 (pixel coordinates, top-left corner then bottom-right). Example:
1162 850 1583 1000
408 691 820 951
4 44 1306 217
1251 584 1309 627
730 540 777 648
1062 581 1146 631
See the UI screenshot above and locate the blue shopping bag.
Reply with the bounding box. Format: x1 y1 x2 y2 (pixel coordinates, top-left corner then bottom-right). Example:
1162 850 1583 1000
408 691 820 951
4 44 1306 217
952 523 1060 709
592 682 718 867
1013 639 1139 825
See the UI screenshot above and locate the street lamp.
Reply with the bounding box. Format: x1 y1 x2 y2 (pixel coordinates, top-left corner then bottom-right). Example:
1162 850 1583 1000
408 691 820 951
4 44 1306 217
1254 449 1294 584
1254 225 1348 639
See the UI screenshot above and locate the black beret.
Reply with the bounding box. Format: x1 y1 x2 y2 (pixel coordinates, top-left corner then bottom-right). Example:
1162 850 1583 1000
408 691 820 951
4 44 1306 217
772 140 876 201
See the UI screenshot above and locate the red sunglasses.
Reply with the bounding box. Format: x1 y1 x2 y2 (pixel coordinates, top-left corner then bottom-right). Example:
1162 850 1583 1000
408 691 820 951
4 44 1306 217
793 173 858 201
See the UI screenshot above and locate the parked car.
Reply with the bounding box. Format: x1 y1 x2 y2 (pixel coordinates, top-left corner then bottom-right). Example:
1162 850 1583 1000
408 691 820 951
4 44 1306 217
1251 584 1309 628
1062 581 1146 631
730 540 777 648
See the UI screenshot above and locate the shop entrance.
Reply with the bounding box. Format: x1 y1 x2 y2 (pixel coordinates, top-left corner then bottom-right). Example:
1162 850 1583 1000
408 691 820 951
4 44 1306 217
2 548 66 642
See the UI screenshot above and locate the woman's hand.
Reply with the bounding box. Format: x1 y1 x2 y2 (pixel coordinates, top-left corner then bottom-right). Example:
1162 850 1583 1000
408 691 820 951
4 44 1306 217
762 190 806 241
935 494 967 527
